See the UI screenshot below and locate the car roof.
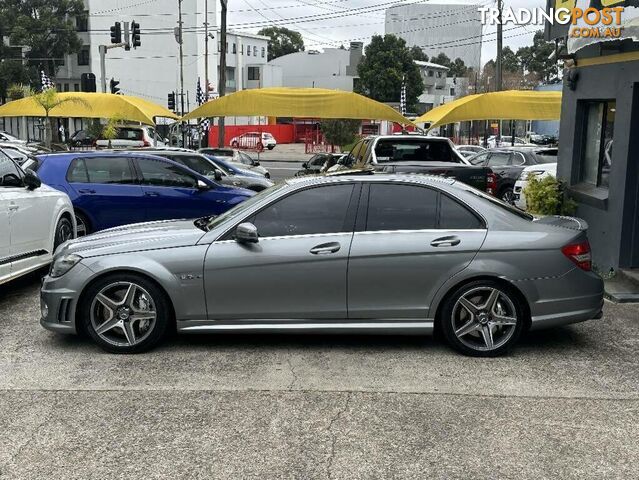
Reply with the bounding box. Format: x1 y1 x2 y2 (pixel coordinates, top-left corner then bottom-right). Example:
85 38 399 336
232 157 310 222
285 173 456 188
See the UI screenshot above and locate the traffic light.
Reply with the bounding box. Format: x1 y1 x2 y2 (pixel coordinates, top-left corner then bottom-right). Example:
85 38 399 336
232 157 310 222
80 73 96 92
168 92 176 112
110 78 121 95
110 22 122 44
131 21 141 48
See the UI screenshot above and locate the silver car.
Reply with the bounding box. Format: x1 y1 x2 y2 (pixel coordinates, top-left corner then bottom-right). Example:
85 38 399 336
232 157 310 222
40 175 604 356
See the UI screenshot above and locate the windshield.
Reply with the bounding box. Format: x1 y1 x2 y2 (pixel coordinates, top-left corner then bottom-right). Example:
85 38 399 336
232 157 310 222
201 183 286 231
534 150 558 164
375 139 462 163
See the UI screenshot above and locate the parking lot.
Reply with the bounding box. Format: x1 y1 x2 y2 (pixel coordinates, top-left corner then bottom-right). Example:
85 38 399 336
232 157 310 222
1 270 638 479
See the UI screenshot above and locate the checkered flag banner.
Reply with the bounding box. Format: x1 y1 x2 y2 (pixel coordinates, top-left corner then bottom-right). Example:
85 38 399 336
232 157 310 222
196 78 210 131
400 75 407 116
40 70 54 91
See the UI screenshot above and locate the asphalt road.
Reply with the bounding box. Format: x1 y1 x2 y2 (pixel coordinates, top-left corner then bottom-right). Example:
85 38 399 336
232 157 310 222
1 270 638 479
260 159 303 183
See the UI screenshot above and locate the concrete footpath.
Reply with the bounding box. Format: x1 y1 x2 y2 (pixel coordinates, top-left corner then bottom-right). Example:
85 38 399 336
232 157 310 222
253 143 326 162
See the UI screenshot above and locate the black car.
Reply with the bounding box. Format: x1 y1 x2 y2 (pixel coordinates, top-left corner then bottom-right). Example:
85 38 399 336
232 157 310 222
469 147 558 203
295 153 343 176
68 129 96 147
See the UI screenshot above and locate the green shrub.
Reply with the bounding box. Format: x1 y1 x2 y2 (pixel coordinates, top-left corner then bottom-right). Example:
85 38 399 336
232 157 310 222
320 119 360 150
524 175 577 216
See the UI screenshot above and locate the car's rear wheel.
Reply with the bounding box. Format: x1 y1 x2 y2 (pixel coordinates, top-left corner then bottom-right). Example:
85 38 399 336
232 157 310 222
500 187 515 204
441 280 525 357
231 141 239 148
75 212 91 237
80 273 171 354
53 216 74 250
267 145 275 150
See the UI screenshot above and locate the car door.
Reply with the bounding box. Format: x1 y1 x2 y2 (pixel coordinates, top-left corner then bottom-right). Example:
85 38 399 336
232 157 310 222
67 156 145 231
347 182 487 320
203 183 359 320
0 190 10 280
134 157 220 221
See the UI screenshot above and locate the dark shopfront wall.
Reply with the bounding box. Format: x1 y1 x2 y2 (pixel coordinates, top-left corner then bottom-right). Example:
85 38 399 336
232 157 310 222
557 54 639 271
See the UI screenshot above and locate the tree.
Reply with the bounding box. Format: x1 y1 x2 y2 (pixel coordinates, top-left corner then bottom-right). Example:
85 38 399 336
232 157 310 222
409 46 428 62
516 30 558 82
320 119 360 149
449 58 468 77
0 0 85 99
31 88 89 147
430 52 452 68
257 27 305 61
502 47 521 73
356 35 424 111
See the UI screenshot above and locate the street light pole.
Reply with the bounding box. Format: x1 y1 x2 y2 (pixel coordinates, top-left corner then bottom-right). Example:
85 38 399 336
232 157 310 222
204 0 209 101
178 0 186 147
496 0 503 142
218 0 227 148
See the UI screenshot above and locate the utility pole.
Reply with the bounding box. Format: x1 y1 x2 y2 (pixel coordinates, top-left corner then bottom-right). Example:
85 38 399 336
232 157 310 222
178 0 186 147
204 0 209 100
218 0 227 148
496 0 503 143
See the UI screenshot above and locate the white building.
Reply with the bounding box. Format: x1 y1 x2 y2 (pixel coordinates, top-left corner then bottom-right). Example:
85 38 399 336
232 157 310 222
268 43 363 91
414 60 469 113
385 2 482 73
54 0 277 113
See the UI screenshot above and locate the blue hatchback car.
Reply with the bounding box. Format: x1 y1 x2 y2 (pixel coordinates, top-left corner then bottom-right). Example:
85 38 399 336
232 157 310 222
29 151 254 235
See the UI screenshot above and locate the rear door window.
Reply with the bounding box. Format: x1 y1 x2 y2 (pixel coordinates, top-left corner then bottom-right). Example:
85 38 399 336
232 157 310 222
136 158 198 188
487 152 511 167
69 157 135 184
366 184 438 231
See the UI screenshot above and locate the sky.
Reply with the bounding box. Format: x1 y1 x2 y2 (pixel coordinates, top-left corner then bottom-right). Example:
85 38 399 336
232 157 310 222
226 0 547 66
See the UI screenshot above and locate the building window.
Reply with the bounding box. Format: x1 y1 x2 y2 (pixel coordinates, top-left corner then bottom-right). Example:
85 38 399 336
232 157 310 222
450 88 455 96
241 44 244 55
218 41 221 52
232 43 237 54
247 45 251 56
580 101 615 189
428 70 434 77
248 66 260 81
261 47 265 58
74 83 80 92
437 71 443 78
76 11 88 32
77 46 90 66
253 46 257 56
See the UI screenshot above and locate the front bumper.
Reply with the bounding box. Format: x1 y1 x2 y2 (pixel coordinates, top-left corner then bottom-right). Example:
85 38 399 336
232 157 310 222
40 263 94 335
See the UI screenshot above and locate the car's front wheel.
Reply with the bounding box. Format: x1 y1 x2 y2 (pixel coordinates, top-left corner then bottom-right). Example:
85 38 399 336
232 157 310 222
53 216 74 250
80 273 171 354
441 280 525 357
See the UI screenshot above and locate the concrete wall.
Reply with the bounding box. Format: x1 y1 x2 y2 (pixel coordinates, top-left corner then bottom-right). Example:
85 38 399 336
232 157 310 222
557 56 639 270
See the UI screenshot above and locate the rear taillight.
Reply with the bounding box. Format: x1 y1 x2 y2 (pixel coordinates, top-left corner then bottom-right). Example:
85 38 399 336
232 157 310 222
143 139 151 147
562 241 592 271
486 172 497 195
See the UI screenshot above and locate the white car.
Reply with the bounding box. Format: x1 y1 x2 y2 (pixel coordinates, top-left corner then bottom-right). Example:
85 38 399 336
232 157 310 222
485 136 528 149
513 162 558 210
0 150 76 285
96 125 166 149
230 132 277 151
0 131 26 144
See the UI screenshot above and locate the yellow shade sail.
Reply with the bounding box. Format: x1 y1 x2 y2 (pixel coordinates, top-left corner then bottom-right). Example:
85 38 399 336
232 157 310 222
182 87 413 125
415 90 562 129
0 92 179 125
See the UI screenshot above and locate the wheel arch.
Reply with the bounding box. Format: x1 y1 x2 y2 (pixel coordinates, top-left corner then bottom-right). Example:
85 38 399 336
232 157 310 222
433 275 532 333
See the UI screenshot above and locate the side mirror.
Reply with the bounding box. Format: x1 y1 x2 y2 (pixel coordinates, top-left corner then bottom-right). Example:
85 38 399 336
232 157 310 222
235 222 259 244
197 179 210 190
253 160 260 166
23 169 41 190
214 170 223 181
302 162 308 169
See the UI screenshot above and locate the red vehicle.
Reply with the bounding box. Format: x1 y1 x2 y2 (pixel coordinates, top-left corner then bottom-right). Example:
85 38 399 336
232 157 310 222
230 132 277 151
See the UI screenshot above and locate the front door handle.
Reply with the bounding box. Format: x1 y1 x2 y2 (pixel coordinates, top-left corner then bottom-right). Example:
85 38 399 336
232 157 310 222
78 189 96 194
310 242 341 255
8 204 19 211
431 236 461 247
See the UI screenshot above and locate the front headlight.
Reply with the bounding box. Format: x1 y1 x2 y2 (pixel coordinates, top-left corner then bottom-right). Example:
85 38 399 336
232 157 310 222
50 254 82 278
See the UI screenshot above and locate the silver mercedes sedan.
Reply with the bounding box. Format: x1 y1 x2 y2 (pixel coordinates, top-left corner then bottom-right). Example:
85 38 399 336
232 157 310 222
40 175 604 356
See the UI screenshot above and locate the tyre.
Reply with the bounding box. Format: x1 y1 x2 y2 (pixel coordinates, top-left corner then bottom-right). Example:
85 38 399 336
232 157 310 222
267 145 275 150
440 280 525 357
53 216 74 251
80 273 171 354
231 141 239 148
75 212 91 237
500 187 515 204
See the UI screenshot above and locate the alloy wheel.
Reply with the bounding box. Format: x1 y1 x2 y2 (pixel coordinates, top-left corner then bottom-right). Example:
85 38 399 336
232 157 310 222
90 282 157 348
75 215 88 237
451 287 518 352
501 189 515 204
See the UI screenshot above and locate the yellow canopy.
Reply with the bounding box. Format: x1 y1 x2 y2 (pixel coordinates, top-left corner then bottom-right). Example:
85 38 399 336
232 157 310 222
0 92 178 125
415 90 562 129
183 87 413 125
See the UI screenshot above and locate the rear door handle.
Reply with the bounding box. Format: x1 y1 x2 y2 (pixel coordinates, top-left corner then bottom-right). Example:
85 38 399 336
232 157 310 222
78 189 96 194
144 191 160 197
310 242 341 255
8 204 19 211
431 236 461 247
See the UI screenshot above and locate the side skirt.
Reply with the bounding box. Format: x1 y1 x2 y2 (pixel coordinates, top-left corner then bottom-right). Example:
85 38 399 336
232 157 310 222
178 320 434 335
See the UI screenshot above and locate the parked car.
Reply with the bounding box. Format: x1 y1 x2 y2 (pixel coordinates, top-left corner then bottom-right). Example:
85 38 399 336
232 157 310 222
230 132 277 151
331 135 496 195
528 133 558 146
468 147 558 203
96 125 167 149
295 153 344 176
68 129 97 148
30 151 254 236
514 163 558 210
0 150 75 285
0 143 41 166
484 136 528 149
40 174 603 356
143 150 273 192
198 147 270 178
456 145 486 159
0 131 26 144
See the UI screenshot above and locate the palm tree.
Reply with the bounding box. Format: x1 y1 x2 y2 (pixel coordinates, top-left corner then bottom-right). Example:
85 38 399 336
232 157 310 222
32 88 90 147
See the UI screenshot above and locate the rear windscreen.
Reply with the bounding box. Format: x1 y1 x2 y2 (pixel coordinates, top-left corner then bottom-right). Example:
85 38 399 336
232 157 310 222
375 139 461 163
116 128 143 141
